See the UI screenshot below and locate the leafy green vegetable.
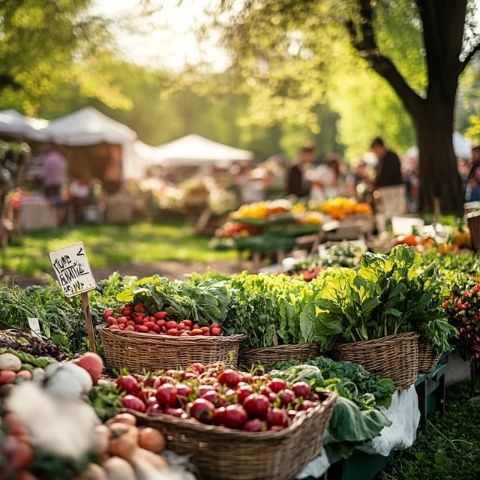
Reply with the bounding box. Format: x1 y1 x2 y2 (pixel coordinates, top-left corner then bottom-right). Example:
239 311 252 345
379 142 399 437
89 382 122 422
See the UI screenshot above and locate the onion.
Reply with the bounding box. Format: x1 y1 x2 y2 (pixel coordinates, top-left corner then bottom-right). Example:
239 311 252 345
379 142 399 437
0 353 22 372
102 457 136 480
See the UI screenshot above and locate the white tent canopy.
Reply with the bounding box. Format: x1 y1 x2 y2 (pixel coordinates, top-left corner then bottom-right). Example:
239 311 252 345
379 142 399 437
151 134 254 167
43 107 136 146
405 132 472 160
0 109 49 142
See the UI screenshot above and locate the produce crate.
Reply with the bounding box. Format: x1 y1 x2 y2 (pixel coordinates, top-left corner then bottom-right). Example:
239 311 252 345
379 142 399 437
98 326 246 373
330 332 419 390
132 391 337 480
239 343 320 370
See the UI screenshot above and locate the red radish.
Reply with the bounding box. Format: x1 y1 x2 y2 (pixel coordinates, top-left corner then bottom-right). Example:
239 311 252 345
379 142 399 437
243 419 263 432
260 386 272 396
0 370 16 385
122 395 146 412
198 385 214 396
138 326 149 333
116 375 139 395
166 329 178 336
269 379 287 393
145 395 158 407
175 383 192 398
223 405 248 429
184 326 191 331
156 319 166 327
217 369 241 388
134 303 144 313
212 407 227 425
268 392 277 403
184 372 197 380
210 328 221 336
210 322 220 329
177 323 185 331
103 308 114 320
107 317 117 326
155 311 167 320
240 372 253 383
201 327 210 334
109 325 120 330
190 399 215 424
292 382 311 398
237 385 254 403
144 322 155 329
278 389 295 407
266 408 288 428
152 325 160 333
243 394 270 419
190 329 203 336
165 320 177 330
118 324 125 330
201 390 218 405
202 331 211 336
192 324 200 330
156 384 177 406
121 306 133 316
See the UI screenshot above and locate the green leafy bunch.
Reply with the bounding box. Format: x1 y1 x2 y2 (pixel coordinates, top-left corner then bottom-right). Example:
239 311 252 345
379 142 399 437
312 246 455 352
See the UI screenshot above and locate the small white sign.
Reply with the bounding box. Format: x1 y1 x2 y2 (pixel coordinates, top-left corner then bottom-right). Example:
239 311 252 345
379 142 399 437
49 242 96 297
27 317 41 338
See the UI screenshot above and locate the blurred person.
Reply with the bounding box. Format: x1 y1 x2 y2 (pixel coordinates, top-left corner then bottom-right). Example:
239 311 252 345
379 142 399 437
370 137 403 188
42 143 67 202
308 154 342 201
286 144 315 198
466 160 480 202
352 159 374 203
370 137 406 229
237 164 267 203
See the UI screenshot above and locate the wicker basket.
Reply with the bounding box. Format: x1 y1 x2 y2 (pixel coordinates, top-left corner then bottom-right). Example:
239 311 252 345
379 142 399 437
330 332 419 389
98 326 246 373
418 340 442 373
132 391 336 480
239 343 320 369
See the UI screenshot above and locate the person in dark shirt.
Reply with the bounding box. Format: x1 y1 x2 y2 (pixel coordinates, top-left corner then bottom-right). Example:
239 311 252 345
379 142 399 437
370 137 403 189
286 145 315 198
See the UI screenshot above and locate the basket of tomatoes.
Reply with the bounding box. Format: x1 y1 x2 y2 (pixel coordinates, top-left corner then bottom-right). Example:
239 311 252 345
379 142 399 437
116 363 336 480
98 304 246 373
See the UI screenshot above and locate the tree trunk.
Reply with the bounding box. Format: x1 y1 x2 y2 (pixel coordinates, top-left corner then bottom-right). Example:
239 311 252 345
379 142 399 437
414 98 464 215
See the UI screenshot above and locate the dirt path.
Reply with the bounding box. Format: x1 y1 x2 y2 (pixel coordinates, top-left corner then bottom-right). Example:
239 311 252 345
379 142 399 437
6 260 245 287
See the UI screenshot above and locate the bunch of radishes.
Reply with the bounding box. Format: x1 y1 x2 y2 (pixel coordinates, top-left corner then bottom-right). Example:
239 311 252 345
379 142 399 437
103 303 222 337
116 363 322 432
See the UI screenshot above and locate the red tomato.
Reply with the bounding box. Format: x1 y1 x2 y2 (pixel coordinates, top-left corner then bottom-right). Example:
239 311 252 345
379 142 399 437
156 384 177 406
190 399 215 424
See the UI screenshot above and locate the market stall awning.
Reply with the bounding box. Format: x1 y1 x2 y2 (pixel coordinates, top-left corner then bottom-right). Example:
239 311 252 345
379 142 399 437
151 134 254 167
0 109 49 142
44 107 136 146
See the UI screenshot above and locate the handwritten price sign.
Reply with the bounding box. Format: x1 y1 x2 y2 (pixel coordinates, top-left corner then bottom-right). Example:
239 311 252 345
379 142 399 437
49 242 96 297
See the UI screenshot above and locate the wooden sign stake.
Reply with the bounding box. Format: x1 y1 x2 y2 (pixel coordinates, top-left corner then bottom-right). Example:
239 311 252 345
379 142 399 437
81 292 97 353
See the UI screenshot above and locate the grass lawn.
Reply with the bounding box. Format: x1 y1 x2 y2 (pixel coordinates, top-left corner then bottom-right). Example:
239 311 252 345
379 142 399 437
381 379 480 480
0 221 236 277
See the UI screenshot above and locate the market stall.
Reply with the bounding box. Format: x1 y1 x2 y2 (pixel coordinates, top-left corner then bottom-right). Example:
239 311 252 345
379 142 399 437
0 242 478 479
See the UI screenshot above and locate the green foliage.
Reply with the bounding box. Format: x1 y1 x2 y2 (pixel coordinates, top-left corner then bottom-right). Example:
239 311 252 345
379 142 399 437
89 382 122 422
312 246 455 352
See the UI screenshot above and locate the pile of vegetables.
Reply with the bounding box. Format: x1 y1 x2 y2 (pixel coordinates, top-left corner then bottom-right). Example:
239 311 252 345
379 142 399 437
102 303 222 337
444 282 480 361
114 362 326 432
270 357 395 455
